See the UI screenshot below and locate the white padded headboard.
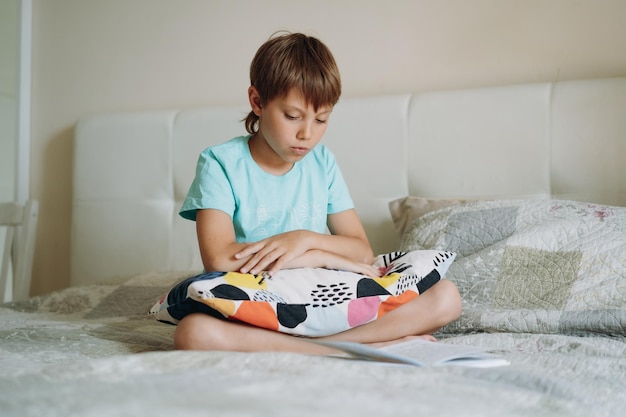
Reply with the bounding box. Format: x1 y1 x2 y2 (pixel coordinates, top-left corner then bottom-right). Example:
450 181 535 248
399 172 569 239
72 77 626 286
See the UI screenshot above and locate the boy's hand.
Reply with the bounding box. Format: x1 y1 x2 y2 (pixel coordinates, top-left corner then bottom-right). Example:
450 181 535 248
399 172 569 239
236 232 381 277
235 230 311 275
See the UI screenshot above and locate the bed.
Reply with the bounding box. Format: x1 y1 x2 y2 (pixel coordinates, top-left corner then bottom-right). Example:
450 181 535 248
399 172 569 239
1 77 625 416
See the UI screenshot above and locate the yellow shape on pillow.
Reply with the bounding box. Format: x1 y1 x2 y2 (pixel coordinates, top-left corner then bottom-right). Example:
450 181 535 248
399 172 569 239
223 271 268 290
371 273 402 289
200 298 238 317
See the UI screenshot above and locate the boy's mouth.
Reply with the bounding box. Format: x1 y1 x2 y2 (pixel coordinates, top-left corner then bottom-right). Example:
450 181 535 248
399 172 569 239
291 146 309 155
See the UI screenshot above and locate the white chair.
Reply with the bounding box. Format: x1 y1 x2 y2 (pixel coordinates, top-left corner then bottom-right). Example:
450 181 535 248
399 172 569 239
0 200 38 302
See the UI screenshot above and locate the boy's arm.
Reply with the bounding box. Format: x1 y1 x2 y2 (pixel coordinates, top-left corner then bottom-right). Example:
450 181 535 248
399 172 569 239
195 208 252 273
237 209 375 275
326 208 375 263
280 249 380 277
197 208 377 276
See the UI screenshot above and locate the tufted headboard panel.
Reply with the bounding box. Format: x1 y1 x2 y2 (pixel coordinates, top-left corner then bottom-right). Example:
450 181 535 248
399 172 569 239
72 77 626 285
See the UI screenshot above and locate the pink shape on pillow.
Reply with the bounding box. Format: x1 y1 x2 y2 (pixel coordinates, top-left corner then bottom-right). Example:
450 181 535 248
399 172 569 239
347 296 381 327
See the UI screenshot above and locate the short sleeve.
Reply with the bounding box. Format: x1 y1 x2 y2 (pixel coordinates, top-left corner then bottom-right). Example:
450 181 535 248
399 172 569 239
323 146 354 214
179 149 236 221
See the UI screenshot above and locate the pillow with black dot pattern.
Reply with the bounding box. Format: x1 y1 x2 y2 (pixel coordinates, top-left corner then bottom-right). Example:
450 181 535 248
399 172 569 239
150 250 456 337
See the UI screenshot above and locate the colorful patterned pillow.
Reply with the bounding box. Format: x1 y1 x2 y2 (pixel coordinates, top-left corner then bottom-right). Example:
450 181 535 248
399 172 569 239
150 250 456 337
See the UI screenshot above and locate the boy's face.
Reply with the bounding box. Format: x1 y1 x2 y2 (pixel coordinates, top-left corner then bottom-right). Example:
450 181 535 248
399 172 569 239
250 87 332 169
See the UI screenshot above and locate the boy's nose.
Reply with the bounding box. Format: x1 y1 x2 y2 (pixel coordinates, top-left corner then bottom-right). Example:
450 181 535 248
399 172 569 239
297 122 312 140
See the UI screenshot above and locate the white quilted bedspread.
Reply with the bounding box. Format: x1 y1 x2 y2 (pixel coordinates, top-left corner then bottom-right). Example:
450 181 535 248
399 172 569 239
401 199 626 336
1 270 625 417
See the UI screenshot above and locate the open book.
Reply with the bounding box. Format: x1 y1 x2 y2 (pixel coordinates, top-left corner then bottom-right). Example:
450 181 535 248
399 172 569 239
316 339 510 368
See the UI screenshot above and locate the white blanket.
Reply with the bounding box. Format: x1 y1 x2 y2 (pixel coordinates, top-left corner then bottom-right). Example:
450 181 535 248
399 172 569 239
1 271 624 417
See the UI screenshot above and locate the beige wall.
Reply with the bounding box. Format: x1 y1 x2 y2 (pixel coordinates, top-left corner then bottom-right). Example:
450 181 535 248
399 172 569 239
30 0 626 296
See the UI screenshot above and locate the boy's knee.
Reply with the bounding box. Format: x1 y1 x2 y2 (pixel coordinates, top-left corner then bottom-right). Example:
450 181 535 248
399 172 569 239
174 313 224 351
433 279 462 323
173 314 200 350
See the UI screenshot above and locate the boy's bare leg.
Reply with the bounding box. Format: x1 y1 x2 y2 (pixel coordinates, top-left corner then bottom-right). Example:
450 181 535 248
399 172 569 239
175 313 342 355
174 279 461 354
326 279 461 345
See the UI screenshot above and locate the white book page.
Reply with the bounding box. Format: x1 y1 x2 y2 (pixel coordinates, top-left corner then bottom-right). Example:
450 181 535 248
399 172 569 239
316 339 509 368
380 339 490 365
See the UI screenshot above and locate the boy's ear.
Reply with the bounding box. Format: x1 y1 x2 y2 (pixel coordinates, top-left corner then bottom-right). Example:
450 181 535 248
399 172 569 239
248 86 263 116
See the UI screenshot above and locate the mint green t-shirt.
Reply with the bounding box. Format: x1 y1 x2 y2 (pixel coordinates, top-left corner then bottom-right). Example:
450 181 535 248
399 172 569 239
179 136 354 243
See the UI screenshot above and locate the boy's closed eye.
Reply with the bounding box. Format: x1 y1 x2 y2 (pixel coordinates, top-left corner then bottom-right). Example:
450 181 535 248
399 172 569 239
285 114 327 124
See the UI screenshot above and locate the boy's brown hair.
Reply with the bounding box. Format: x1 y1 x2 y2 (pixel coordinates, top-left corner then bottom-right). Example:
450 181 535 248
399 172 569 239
244 32 342 134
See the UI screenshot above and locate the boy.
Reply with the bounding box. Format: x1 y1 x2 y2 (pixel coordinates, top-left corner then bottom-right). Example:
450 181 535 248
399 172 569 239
175 32 461 353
